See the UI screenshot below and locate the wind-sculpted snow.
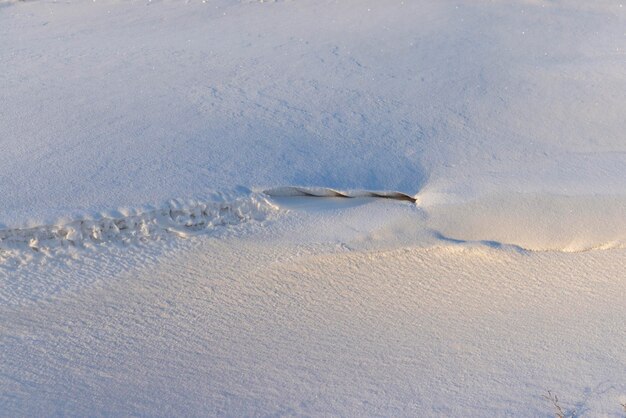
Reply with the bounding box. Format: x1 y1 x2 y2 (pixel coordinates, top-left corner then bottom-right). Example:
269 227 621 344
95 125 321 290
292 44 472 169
266 188 626 253
2 1 626 415
422 192 626 253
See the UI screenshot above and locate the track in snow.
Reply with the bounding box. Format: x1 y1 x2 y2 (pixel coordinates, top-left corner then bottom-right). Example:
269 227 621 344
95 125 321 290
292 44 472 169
0 187 418 264
0 194 276 263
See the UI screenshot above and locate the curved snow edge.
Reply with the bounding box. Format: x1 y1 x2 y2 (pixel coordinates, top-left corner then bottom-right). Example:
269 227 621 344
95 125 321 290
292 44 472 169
264 186 417 202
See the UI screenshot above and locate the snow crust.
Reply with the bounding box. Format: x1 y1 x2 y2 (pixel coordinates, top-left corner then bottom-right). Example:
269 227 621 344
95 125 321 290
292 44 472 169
2 201 626 417
1 0 624 249
1 0 626 416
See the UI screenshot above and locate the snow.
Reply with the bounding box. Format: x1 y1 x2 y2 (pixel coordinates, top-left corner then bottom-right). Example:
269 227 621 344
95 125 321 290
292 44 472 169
3 204 626 416
1 0 626 416
0 189 276 270
2 0 623 229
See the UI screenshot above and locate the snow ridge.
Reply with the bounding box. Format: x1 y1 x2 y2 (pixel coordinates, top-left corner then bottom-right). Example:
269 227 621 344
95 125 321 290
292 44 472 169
264 186 417 202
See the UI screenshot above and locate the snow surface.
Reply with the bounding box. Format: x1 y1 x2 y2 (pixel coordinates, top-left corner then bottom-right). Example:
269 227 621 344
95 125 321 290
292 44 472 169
3 201 626 417
2 0 625 228
1 0 626 416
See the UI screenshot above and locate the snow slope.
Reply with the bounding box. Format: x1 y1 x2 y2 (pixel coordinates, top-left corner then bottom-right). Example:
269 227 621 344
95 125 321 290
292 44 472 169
2 200 626 417
2 0 625 232
1 0 626 416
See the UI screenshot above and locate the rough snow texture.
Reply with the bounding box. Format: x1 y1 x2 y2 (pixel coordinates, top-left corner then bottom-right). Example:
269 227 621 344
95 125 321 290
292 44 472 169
0 192 276 264
2 0 626 416
2 214 626 417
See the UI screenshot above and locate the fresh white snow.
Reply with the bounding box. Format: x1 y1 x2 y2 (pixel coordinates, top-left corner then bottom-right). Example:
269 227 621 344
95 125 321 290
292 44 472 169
1 0 626 416
3 201 626 417
2 0 624 229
